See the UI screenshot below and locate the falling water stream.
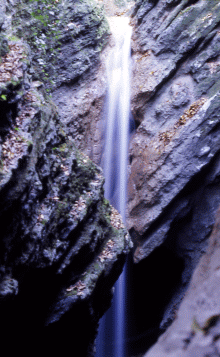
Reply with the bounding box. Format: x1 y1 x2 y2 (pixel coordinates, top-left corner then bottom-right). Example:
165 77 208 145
96 16 132 357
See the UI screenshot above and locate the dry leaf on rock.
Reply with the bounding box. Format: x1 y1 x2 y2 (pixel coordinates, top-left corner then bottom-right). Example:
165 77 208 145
66 280 86 295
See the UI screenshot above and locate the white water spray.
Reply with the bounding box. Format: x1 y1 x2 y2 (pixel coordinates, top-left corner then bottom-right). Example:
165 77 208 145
96 16 132 357
104 17 132 221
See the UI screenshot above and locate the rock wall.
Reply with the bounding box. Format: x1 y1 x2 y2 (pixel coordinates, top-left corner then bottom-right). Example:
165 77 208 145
145 207 220 356
3 0 220 355
0 0 133 355
4 0 111 164
51 0 135 164
128 0 220 332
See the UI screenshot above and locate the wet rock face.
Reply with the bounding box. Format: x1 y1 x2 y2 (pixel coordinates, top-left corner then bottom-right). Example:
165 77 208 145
50 1 135 166
127 0 220 336
51 57 107 165
128 0 220 279
5 0 110 90
0 1 133 355
1 0 111 165
145 208 220 357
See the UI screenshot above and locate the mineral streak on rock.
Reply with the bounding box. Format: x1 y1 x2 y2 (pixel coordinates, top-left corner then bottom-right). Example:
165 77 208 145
127 0 220 339
128 0 220 262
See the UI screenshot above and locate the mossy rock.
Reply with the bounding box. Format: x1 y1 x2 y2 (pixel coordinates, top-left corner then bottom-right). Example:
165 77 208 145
9 0 110 91
0 33 8 57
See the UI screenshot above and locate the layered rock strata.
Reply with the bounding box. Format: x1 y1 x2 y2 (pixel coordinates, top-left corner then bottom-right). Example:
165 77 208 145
128 0 220 328
0 0 132 355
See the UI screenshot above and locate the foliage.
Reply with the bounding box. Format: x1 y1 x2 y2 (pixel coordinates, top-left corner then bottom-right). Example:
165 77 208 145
0 94 7 100
9 0 109 91
11 0 63 90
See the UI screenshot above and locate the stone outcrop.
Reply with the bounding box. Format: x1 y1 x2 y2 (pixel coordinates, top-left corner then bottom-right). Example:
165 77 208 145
3 0 220 354
128 0 220 328
145 207 220 357
52 0 135 165
0 0 132 355
2 0 111 165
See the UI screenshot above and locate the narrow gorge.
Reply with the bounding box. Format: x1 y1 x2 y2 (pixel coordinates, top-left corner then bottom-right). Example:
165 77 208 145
1 0 220 356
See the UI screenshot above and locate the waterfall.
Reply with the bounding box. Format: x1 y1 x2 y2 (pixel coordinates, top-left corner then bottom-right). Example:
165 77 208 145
104 17 132 219
96 16 132 357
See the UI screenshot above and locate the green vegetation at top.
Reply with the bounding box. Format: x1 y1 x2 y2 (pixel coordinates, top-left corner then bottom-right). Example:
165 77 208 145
9 0 109 91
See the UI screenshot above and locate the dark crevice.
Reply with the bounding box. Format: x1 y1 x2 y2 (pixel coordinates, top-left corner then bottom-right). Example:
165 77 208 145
206 54 219 63
0 199 21 263
166 0 183 8
166 207 194 252
57 74 81 89
38 176 49 202
0 265 78 355
0 206 115 354
128 148 218 353
92 252 126 320
35 155 45 172
0 101 18 138
56 204 103 276
207 121 220 135
194 28 219 57
133 0 160 26
45 300 98 356
182 0 200 10
0 156 29 211
129 111 136 134
127 247 184 355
